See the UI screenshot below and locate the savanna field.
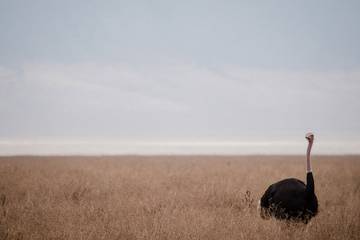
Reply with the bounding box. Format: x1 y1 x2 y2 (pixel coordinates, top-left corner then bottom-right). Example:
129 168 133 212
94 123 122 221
0 156 359 240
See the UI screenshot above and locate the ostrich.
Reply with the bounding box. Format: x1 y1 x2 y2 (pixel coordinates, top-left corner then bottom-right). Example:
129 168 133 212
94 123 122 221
259 133 318 223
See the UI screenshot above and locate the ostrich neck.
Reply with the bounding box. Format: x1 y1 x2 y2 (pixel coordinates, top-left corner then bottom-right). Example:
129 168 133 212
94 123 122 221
306 140 315 195
306 140 313 173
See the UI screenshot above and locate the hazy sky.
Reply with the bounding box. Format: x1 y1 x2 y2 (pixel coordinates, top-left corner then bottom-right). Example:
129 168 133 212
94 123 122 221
0 1 360 154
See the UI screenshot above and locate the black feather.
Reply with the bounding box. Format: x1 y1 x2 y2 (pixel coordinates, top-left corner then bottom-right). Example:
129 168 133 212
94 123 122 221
260 172 318 223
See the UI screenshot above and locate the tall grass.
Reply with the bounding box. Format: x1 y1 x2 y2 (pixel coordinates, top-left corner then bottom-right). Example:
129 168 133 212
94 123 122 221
0 156 359 240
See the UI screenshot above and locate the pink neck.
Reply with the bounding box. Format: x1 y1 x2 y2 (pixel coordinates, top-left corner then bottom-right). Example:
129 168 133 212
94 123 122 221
306 140 313 172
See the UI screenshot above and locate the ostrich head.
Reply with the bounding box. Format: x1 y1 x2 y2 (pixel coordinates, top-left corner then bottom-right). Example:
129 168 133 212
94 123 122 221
305 132 314 142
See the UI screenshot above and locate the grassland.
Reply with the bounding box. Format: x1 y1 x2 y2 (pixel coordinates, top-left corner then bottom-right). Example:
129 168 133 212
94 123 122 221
0 155 359 240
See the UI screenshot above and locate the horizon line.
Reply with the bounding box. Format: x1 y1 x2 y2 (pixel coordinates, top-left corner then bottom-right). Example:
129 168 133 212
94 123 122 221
0 140 359 155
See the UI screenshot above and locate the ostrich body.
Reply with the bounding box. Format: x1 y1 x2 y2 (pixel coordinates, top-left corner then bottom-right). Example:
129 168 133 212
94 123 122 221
259 133 318 223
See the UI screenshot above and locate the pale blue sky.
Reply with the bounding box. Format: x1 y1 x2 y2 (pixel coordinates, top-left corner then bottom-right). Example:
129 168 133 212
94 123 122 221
0 1 360 154
1 0 360 69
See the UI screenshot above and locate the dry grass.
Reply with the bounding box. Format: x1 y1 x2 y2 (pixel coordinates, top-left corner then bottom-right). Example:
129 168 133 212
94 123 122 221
0 155 359 240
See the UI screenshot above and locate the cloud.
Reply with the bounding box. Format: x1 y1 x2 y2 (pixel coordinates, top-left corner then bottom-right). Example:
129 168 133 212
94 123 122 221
0 66 17 82
0 63 360 142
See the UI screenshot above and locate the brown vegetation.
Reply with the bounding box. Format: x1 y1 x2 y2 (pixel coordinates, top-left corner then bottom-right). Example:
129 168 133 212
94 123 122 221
0 155 359 240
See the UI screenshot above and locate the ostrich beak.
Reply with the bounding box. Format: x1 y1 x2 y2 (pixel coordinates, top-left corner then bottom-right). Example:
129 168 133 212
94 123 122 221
306 132 314 141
